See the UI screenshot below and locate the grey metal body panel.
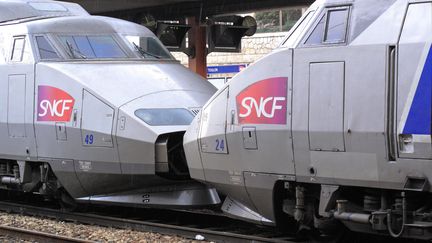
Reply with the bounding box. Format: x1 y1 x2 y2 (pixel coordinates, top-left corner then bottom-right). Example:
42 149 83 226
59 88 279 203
0 34 37 160
243 172 294 222
308 62 345 152
183 116 206 181
185 49 295 221
200 87 229 154
81 90 114 147
293 45 387 186
76 182 220 207
221 196 273 225
45 158 87 197
8 74 27 138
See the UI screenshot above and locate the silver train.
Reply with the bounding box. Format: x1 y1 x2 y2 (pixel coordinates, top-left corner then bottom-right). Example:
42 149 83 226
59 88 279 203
0 0 220 208
184 0 432 240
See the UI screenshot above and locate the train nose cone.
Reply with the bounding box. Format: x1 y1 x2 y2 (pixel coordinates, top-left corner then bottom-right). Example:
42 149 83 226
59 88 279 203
37 62 216 108
184 114 205 181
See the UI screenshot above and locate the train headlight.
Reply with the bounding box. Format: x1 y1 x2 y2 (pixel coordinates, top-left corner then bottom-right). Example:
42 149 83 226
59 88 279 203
135 108 194 126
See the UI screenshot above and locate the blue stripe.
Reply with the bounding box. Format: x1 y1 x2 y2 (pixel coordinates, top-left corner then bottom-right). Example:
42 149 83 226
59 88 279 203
403 46 432 135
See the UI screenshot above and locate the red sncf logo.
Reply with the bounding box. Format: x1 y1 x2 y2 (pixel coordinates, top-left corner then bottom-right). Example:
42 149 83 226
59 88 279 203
37 86 75 122
236 77 288 125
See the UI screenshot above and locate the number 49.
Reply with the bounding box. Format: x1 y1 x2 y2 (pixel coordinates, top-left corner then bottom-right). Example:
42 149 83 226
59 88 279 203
85 134 94 145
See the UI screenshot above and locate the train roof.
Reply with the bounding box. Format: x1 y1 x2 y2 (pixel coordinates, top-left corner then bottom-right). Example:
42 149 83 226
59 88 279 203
0 0 89 24
25 15 154 36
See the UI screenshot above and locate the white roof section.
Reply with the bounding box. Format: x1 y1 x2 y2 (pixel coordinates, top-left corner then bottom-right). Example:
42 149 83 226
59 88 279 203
0 0 89 23
25 15 154 36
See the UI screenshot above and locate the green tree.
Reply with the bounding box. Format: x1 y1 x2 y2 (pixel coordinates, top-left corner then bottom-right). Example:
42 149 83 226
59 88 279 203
256 10 280 33
255 8 303 33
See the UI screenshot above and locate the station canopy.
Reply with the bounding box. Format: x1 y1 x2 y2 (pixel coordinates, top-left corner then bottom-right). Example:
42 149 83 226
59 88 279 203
66 0 313 16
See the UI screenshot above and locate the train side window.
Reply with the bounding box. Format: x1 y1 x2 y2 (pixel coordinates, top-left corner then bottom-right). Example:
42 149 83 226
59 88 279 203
305 15 325 44
11 37 25 62
35 36 60 59
304 6 349 45
324 8 349 43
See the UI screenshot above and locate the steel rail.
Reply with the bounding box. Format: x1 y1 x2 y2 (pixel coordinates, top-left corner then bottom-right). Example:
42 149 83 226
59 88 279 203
0 201 299 243
0 224 95 243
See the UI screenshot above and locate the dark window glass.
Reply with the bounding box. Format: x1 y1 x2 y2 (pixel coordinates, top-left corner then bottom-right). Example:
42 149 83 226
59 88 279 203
87 36 126 58
36 36 59 59
324 9 348 43
59 35 126 59
60 36 75 48
126 36 173 59
146 38 171 58
305 15 325 44
74 36 96 58
11 37 25 62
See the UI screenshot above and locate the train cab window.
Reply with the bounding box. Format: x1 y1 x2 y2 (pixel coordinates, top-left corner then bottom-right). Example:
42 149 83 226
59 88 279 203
125 36 173 59
11 37 25 62
324 9 349 43
304 6 349 45
59 35 127 59
35 36 60 59
305 15 326 44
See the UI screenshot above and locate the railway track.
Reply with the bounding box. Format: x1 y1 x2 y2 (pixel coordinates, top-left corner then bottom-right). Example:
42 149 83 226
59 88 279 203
0 224 95 243
0 200 301 243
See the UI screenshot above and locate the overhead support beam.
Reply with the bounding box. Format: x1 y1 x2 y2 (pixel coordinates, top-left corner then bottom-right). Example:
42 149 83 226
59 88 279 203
98 0 313 20
65 0 200 14
187 16 207 78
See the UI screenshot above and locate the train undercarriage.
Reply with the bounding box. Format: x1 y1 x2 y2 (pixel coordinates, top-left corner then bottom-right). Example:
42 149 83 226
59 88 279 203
275 182 432 240
0 132 219 210
0 159 73 206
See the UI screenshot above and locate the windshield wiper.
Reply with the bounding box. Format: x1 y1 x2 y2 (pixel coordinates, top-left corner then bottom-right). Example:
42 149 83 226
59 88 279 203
132 42 161 59
66 40 87 59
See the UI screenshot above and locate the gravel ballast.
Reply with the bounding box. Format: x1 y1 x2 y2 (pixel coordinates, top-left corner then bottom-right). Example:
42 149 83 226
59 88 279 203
0 212 211 243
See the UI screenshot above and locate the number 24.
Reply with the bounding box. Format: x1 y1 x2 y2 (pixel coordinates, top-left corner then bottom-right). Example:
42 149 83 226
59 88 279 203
215 139 225 151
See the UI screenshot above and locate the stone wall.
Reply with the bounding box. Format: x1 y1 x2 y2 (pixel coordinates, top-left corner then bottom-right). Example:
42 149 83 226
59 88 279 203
171 32 288 69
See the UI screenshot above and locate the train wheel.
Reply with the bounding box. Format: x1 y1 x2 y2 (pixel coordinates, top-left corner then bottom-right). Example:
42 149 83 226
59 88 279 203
58 189 77 211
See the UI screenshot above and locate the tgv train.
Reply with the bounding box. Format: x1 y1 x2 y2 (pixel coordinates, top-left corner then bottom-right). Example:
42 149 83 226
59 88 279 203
184 0 432 239
0 0 220 208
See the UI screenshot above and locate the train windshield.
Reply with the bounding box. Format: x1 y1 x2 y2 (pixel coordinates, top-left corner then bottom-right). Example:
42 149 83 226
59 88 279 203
125 36 173 60
59 35 127 59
